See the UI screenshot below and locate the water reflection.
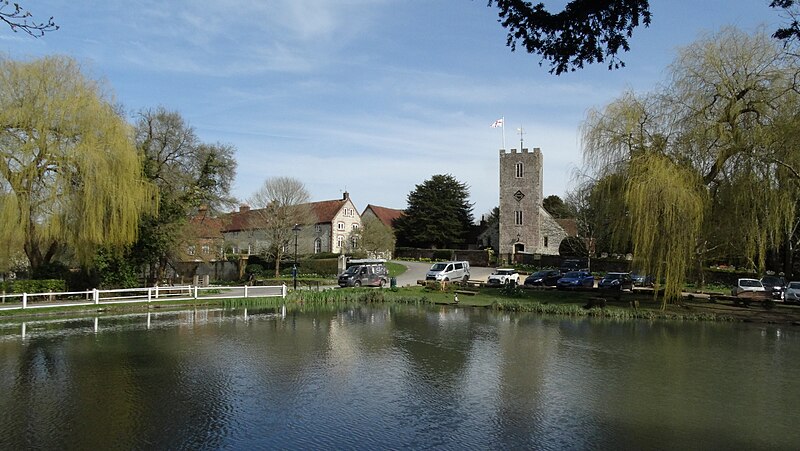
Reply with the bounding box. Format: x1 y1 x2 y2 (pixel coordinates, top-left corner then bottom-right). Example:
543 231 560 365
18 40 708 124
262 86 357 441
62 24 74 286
0 305 797 449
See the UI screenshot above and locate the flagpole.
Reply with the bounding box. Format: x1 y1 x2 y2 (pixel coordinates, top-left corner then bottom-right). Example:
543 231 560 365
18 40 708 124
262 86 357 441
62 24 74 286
502 116 506 150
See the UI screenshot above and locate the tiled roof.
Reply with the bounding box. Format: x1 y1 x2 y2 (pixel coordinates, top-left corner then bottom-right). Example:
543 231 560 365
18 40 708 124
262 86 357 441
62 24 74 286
221 206 271 232
363 204 404 228
555 218 579 237
188 208 224 238
307 198 347 223
221 198 348 233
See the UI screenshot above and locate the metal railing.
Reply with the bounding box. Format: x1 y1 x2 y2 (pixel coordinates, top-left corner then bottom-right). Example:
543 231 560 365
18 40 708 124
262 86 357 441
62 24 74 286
0 284 287 311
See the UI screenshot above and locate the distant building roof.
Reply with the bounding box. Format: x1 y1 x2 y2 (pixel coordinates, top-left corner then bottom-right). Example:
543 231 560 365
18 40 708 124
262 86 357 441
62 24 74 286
307 198 348 223
362 204 404 228
555 218 579 237
221 192 354 232
189 207 225 238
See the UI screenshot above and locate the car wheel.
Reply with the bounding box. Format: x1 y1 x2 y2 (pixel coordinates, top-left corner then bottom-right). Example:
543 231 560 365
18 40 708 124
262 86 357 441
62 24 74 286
354 280 361 287
463 275 469 282
379 279 385 288
444 277 449 282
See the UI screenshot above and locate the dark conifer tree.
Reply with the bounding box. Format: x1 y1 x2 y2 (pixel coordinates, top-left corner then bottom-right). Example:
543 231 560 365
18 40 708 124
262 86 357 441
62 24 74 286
395 174 474 249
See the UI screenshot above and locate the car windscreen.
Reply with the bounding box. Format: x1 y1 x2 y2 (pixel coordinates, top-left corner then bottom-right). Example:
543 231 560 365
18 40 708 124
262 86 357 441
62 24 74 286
761 276 783 285
344 266 360 275
431 263 447 271
788 282 800 289
532 271 548 277
604 273 624 280
563 271 582 278
740 280 762 287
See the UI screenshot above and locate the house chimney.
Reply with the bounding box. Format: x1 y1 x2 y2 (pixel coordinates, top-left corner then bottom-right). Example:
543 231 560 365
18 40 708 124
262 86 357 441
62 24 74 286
342 191 349 200
239 204 250 213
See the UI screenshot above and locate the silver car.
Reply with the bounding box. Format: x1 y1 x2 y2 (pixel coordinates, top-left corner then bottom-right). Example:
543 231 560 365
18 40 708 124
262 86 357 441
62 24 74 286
785 281 800 304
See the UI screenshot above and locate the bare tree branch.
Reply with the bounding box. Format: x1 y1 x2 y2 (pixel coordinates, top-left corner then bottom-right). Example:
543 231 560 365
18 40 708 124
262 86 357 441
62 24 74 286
0 1 58 37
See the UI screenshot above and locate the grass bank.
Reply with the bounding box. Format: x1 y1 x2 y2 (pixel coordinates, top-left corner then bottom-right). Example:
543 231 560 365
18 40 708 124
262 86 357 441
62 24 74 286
2 285 799 325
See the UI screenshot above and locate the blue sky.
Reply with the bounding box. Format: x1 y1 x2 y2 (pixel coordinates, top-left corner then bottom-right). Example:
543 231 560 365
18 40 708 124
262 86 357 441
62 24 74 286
0 1 784 218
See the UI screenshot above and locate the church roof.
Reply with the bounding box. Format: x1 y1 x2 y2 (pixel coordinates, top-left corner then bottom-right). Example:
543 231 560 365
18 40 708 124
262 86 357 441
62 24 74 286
555 218 579 237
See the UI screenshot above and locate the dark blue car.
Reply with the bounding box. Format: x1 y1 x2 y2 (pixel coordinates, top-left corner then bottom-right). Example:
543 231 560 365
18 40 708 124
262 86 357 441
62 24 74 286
557 271 595 289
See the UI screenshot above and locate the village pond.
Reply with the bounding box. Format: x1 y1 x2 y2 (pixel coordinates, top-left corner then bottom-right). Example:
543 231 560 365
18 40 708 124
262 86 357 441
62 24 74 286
0 304 798 449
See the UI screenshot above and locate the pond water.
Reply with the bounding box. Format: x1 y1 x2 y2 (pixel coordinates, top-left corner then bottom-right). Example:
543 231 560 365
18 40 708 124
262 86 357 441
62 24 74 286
0 305 798 449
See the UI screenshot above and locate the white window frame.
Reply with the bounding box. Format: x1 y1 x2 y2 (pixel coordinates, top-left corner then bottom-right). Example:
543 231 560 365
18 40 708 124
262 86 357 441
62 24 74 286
515 210 523 225
337 221 345 231
515 162 523 178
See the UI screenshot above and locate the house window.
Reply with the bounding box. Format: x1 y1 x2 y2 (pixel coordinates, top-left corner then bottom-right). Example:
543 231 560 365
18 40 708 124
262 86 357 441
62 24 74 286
543 236 549 247
336 235 344 250
337 222 345 231
352 223 359 230
515 210 523 225
515 162 523 178
314 238 322 254
187 245 196 256
202 245 210 254
351 237 358 249
315 224 322 233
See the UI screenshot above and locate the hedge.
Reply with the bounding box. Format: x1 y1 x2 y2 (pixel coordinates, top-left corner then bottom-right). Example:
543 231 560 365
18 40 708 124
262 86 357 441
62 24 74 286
2 279 66 294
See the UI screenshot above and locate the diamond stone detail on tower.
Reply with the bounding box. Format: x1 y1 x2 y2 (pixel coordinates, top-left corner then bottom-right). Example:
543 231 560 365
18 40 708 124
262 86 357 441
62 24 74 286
513 190 525 202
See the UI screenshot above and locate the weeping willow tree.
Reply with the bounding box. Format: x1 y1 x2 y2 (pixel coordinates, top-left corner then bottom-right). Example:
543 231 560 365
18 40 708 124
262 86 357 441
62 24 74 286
0 55 155 273
582 28 800 306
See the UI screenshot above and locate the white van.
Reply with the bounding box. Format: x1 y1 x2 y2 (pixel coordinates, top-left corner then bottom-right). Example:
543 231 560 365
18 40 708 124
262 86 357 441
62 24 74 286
425 261 470 282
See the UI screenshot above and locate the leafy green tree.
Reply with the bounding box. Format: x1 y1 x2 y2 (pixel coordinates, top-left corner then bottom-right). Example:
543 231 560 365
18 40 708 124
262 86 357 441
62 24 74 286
130 107 237 284
0 55 155 273
351 216 396 258
487 1 798 75
395 174 474 249
542 195 575 219
581 28 800 304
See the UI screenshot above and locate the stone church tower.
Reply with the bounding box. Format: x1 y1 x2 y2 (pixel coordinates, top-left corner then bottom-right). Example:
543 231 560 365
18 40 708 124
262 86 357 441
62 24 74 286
499 147 544 261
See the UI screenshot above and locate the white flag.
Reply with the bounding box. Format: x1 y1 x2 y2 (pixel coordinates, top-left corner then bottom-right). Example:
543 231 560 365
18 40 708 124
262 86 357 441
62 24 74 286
490 118 504 128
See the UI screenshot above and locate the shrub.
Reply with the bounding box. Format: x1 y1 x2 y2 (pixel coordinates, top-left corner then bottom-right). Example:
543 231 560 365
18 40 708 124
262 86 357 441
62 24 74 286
2 279 66 294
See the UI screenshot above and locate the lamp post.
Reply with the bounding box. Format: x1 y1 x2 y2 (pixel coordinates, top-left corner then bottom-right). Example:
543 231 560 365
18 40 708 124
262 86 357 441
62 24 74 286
292 224 301 290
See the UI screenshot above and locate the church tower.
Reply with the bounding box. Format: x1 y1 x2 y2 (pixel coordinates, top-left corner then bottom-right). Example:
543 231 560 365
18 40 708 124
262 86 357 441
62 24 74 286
498 147 544 262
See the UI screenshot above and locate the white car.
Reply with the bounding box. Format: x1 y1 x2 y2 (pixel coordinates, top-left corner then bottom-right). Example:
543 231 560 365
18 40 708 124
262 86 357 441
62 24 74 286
785 281 800 304
487 268 519 286
732 278 766 296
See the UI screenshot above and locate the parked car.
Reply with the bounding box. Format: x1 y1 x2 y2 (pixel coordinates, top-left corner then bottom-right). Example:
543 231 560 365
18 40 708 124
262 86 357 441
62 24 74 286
557 271 594 289
425 261 470 282
338 261 389 288
731 278 766 296
598 272 634 291
785 281 800 304
760 275 787 300
524 270 561 287
631 273 655 287
487 268 520 286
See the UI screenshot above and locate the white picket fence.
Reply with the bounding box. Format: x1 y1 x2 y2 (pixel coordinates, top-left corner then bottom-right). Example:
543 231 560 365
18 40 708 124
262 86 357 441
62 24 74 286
0 284 287 311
